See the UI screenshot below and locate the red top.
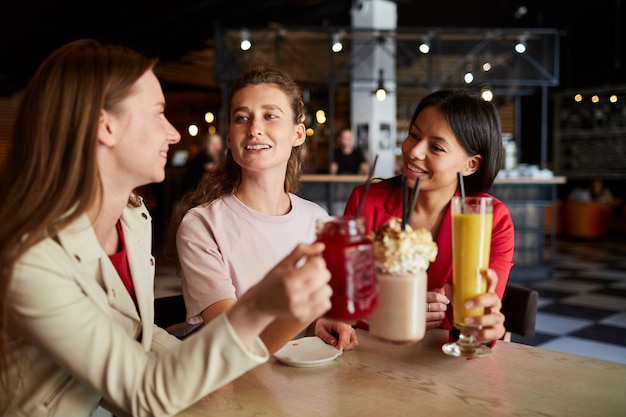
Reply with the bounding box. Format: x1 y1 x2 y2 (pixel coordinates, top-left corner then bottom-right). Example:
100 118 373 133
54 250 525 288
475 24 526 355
108 221 137 304
344 176 515 334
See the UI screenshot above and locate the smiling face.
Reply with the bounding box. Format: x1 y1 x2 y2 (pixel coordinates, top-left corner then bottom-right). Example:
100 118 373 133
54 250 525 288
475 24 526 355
401 106 481 196
99 70 181 190
226 83 305 175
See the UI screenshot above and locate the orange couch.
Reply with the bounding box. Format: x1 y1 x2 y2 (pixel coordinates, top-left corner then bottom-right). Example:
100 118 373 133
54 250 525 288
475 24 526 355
564 200 612 238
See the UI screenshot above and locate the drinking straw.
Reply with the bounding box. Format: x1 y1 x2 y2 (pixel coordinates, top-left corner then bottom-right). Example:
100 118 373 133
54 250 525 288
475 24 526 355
409 177 421 219
457 171 466 199
401 176 408 230
355 154 379 219
457 171 466 213
401 177 421 231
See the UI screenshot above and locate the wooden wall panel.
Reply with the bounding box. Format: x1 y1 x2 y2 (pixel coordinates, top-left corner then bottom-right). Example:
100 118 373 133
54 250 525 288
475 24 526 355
498 101 515 135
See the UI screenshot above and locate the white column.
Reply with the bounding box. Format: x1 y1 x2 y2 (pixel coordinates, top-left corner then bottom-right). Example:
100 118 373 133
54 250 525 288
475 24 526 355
350 0 397 177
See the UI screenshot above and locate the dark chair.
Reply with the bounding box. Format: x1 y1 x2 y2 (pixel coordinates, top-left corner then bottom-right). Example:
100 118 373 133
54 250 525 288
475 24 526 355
154 294 203 339
500 284 539 342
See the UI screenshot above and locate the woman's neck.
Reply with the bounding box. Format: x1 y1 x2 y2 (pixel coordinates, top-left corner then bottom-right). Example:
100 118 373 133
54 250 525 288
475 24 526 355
235 172 291 216
87 190 129 255
409 188 455 238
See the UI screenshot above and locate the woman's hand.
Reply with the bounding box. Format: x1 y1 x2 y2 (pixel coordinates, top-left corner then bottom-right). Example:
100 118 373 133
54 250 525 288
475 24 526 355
426 287 450 330
314 318 359 351
463 268 506 343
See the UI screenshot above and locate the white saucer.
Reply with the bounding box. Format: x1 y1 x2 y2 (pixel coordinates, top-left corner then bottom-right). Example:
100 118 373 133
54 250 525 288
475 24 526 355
273 337 342 367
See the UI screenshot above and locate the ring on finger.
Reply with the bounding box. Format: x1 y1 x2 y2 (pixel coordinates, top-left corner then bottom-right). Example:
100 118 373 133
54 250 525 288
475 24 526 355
427 303 431 312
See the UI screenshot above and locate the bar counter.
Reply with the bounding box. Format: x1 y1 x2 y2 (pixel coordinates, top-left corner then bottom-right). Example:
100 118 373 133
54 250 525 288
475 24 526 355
177 329 625 416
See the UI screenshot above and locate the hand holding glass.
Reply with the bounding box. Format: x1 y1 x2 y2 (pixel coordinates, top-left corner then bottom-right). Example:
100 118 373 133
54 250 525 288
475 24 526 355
442 197 493 358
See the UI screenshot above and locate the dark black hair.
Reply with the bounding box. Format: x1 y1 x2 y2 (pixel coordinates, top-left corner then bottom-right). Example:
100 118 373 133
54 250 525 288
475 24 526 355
409 89 503 194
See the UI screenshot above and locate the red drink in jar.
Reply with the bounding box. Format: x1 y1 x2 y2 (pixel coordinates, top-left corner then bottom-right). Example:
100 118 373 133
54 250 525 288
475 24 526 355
316 216 378 321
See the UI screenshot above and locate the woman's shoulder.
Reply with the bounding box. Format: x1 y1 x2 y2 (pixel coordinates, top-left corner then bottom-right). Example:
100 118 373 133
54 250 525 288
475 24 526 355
182 196 229 223
290 193 329 216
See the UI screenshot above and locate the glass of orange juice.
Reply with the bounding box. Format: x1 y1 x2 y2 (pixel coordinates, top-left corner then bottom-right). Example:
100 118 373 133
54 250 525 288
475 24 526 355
442 196 493 358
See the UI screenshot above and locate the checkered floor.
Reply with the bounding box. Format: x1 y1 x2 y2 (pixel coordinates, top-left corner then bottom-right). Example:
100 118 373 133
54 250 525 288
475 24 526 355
509 234 626 364
154 234 626 365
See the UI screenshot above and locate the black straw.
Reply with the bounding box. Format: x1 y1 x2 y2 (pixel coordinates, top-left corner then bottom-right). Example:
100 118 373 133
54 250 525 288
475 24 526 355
457 171 466 199
401 177 408 230
401 177 421 231
409 177 421 221
457 171 466 213
355 154 379 219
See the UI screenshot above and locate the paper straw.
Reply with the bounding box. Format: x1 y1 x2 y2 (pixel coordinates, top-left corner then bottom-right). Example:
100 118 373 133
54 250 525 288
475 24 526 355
355 154 379 219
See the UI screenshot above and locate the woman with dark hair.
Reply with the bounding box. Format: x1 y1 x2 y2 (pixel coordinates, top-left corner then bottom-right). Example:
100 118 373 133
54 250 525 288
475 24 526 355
344 89 514 346
167 65 357 354
0 40 333 416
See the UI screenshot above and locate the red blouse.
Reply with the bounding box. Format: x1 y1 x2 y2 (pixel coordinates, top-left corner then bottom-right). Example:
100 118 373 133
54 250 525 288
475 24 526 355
108 221 137 304
344 176 515 332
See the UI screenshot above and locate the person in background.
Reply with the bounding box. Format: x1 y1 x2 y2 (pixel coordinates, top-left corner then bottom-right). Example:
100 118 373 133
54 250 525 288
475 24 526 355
182 132 224 194
0 39 333 417
567 178 616 204
344 89 514 346
167 65 358 354
590 178 614 204
330 128 369 175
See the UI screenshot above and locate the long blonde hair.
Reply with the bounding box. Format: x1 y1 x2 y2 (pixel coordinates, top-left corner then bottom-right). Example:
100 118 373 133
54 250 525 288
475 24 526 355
165 64 306 267
0 39 156 378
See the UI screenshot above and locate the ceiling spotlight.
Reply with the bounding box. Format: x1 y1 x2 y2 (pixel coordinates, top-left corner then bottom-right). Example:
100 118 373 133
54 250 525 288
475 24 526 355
515 37 527 54
240 29 251 51
331 32 343 53
418 36 430 54
481 89 494 102
375 69 387 101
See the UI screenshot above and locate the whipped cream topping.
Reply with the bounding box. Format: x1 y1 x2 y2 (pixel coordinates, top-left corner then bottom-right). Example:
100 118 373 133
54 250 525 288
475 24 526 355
370 217 438 274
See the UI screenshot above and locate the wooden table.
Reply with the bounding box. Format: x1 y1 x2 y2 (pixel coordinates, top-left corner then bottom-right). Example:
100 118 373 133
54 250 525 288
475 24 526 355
178 329 626 416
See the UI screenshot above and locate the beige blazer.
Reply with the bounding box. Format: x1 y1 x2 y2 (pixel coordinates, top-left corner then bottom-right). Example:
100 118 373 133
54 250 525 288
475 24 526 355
2 203 268 417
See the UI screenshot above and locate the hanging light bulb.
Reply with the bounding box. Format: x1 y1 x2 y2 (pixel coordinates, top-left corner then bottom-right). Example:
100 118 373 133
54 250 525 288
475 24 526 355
418 36 430 54
240 29 251 51
515 37 527 54
481 88 494 102
331 32 343 53
374 69 387 101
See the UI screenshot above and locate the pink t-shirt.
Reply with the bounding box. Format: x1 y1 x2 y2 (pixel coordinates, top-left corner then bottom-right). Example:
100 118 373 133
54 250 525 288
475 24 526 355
177 193 329 324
